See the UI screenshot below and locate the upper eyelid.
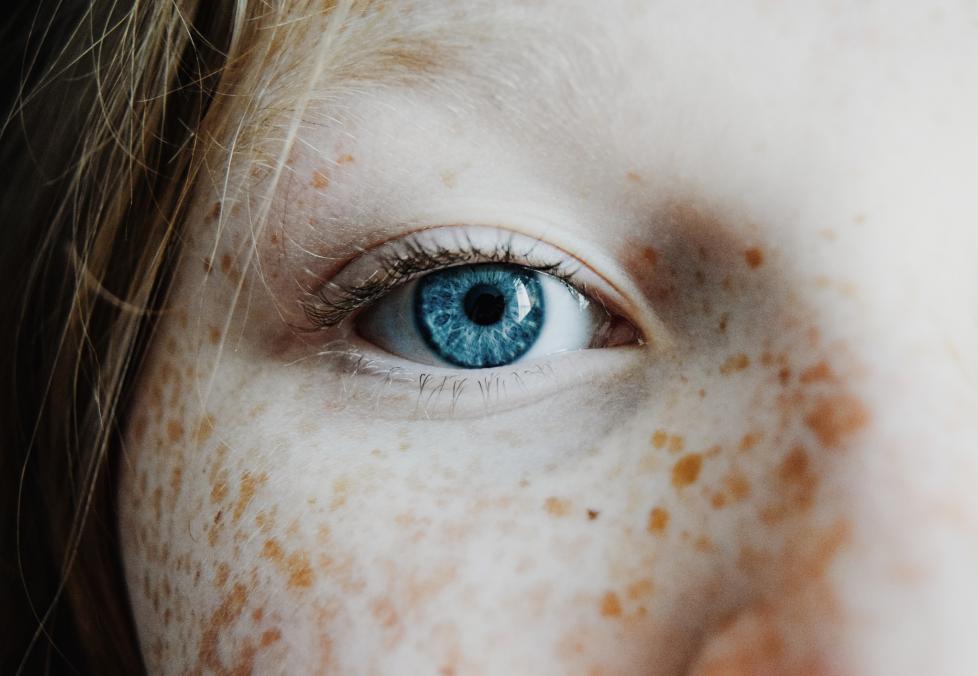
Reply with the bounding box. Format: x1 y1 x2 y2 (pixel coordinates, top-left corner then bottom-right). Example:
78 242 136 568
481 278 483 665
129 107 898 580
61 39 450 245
300 229 587 329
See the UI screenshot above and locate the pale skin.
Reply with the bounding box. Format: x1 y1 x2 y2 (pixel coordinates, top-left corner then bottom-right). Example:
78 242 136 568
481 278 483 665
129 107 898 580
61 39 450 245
118 2 978 674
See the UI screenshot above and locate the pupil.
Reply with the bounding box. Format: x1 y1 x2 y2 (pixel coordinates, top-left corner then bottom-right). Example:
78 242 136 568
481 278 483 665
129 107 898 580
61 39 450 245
463 284 506 326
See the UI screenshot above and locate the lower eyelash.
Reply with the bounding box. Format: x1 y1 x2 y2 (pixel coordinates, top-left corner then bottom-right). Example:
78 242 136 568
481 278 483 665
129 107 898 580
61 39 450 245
304 338 562 418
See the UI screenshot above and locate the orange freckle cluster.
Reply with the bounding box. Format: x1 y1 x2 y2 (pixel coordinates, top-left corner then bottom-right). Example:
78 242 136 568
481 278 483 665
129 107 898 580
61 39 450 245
804 393 869 448
545 496 571 517
647 507 670 534
261 538 316 590
600 591 623 617
166 419 184 443
652 429 685 453
744 247 764 268
311 169 330 188
799 361 834 384
672 453 703 488
720 353 751 376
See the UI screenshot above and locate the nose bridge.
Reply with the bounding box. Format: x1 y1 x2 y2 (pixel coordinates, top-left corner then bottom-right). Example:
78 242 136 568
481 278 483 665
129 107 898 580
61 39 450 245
685 219 978 676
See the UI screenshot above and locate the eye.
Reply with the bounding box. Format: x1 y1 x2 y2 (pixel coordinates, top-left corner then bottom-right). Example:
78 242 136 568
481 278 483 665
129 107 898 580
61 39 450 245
357 262 616 369
302 225 645 374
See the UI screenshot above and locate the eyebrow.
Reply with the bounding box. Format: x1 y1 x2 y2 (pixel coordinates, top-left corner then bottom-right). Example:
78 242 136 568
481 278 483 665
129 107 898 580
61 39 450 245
247 2 601 130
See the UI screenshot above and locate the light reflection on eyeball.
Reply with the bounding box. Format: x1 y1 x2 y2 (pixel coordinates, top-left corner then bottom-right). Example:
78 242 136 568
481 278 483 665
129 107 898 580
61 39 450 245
356 263 620 369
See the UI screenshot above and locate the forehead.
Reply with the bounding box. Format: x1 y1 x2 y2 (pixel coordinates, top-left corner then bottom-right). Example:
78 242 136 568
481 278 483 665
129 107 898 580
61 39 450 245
255 2 978 196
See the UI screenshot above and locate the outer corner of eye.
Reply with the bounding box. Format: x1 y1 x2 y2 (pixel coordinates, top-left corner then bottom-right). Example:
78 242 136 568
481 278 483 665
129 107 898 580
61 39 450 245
354 263 645 370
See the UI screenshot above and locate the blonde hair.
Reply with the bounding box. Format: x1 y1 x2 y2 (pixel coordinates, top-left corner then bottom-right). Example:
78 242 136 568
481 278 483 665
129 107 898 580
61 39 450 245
0 1 261 670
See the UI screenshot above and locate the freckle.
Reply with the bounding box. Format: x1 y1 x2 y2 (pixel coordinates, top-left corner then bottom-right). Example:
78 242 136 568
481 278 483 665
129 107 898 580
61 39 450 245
647 507 669 534
165 419 184 442
131 415 147 445
372 599 399 628
220 254 233 275
330 477 349 510
211 470 229 504
544 496 571 517
215 562 230 588
807 520 851 577
169 465 183 495
600 591 622 618
799 361 834 384
667 435 685 454
311 170 330 188
286 550 315 588
205 202 221 223
651 429 668 449
805 393 869 448
251 607 264 622
641 246 658 266
724 470 752 502
195 415 215 443
233 471 267 523
196 582 248 671
587 509 600 520
625 171 642 183
739 432 762 452
337 153 354 164
819 228 837 241
207 327 221 345
261 539 285 564
260 628 282 647
698 388 706 398
711 493 727 509
744 247 764 268
779 446 811 486
203 257 213 274
672 453 703 488
778 367 792 385
152 486 163 521
720 353 751 375
626 579 654 600
694 535 713 552
718 314 729 333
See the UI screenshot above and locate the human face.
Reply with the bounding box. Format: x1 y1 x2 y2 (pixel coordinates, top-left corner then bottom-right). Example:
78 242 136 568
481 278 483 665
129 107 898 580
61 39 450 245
118 2 978 674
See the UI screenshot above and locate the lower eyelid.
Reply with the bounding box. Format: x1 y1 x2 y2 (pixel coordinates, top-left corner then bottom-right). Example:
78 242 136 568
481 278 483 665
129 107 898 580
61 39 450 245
305 334 647 420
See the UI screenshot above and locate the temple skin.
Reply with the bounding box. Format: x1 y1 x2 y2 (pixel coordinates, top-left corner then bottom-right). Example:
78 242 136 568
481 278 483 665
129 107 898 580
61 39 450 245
118 2 978 674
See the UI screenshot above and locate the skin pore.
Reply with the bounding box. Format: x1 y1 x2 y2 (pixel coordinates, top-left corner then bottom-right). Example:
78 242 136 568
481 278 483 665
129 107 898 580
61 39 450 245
118 2 978 674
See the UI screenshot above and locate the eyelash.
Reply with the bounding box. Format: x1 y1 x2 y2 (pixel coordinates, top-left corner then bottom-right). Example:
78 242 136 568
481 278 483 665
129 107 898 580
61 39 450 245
301 234 586 330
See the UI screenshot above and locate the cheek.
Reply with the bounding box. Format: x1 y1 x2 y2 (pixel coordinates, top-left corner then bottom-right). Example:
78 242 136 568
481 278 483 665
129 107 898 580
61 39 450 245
117 231 871 676
119 318 292 673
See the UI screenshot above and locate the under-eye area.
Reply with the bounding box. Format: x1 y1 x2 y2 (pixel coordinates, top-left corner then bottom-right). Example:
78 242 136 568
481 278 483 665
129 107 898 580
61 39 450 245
294 226 650 417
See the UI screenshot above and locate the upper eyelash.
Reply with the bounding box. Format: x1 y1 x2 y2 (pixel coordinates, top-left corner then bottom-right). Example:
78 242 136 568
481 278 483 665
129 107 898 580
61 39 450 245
301 234 582 329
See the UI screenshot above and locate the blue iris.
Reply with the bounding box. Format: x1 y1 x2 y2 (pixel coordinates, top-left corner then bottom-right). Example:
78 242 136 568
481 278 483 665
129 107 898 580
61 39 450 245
414 264 545 368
